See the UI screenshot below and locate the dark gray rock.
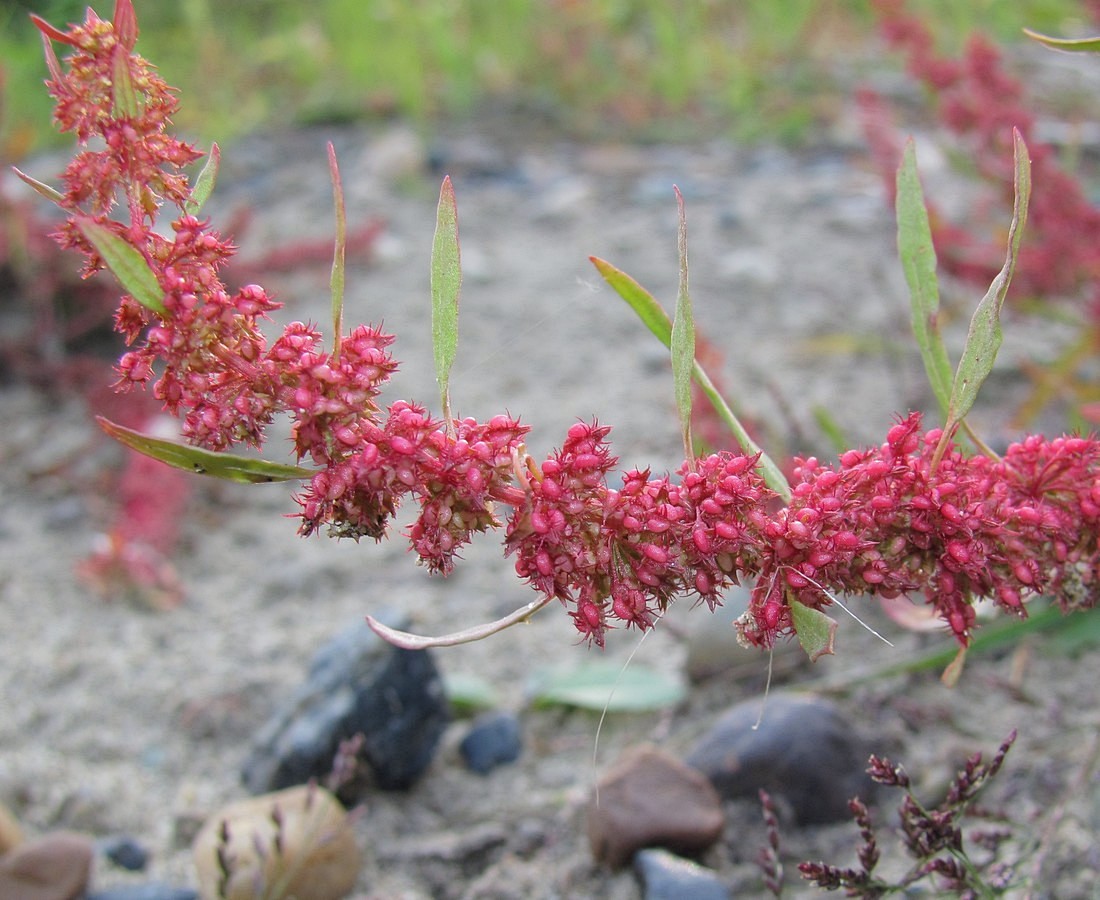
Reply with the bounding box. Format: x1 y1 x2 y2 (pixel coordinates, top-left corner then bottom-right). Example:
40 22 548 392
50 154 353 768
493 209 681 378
241 617 449 794
460 711 523 774
685 693 872 825
86 887 198 900
634 848 732 900
98 834 149 871
588 744 725 868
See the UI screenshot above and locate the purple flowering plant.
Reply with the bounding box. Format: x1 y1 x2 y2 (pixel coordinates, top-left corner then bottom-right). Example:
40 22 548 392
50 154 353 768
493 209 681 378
15 1 1100 673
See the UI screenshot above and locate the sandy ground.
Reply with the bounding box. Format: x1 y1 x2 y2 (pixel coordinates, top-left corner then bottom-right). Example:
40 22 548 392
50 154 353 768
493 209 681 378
2 106 1099 897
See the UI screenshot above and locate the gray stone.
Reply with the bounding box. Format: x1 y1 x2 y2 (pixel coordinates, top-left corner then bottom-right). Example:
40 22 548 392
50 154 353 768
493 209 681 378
459 711 523 774
98 834 148 871
634 848 731 900
686 693 872 825
242 617 449 794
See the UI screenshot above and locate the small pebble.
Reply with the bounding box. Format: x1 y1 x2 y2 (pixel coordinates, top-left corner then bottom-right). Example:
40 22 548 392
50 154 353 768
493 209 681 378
634 848 732 900
588 743 725 868
98 834 149 871
0 831 93 900
686 693 872 824
460 711 523 774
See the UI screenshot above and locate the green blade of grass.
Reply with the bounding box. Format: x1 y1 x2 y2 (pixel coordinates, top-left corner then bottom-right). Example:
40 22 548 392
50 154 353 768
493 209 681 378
942 130 1031 437
896 139 953 417
76 217 166 314
98 417 315 484
671 186 695 461
431 176 462 422
590 255 791 501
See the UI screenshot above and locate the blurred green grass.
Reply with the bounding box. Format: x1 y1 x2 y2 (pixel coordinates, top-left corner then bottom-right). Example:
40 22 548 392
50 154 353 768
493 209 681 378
1 0 1093 157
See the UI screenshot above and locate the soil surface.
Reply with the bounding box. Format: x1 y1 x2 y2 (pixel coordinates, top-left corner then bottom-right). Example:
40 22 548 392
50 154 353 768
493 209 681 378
3 84 1100 897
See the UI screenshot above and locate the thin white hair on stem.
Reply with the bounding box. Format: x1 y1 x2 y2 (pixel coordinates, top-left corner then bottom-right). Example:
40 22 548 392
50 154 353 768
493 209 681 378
752 640 776 732
779 564 894 647
591 605 666 807
752 566 783 731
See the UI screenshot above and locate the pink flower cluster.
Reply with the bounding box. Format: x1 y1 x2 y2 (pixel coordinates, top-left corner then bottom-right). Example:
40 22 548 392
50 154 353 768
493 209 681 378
503 422 774 645
864 0 1100 310
31 2 1100 652
746 415 1099 645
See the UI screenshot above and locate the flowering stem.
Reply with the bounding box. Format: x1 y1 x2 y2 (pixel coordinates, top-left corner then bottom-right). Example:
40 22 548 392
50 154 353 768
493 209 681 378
22 1 1100 658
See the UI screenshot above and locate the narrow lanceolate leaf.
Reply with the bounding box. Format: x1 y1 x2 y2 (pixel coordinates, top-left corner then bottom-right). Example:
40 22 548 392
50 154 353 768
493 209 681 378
897 139 953 417
431 176 462 422
590 256 672 345
76 218 165 314
184 142 220 216
98 417 315 483
1023 28 1100 53
30 13 77 47
113 0 139 51
12 167 65 204
671 186 696 461
590 255 792 501
327 142 347 357
111 45 139 119
789 597 838 662
944 130 1031 433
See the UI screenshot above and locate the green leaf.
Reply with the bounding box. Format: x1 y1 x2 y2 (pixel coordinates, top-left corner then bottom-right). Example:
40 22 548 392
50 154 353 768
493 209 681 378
590 255 792 501
76 218 165 314
590 255 673 346
184 142 220 216
789 597 837 662
811 405 850 455
671 186 695 460
12 167 65 204
896 139 953 417
529 662 686 712
943 130 1031 434
431 176 462 422
111 44 139 119
327 142 346 355
98 417 315 483
1023 28 1100 52
442 672 500 714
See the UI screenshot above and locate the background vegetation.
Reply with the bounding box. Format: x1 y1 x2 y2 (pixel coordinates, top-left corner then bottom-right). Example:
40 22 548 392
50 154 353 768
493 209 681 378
1 0 1094 157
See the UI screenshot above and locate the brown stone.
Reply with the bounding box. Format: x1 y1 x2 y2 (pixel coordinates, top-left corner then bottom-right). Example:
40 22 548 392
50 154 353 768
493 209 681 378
0 831 93 900
192 784 361 900
587 743 725 868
